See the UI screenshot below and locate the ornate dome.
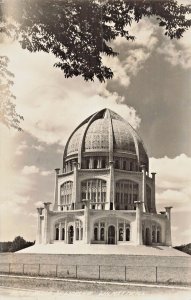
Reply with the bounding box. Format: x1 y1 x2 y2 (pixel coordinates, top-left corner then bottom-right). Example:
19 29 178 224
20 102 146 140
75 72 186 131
63 108 148 170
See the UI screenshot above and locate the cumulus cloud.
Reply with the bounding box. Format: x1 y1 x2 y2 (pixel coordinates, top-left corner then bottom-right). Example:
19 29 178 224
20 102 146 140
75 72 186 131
157 20 191 69
150 154 191 212
157 41 191 69
105 18 159 87
22 165 39 175
1 42 141 146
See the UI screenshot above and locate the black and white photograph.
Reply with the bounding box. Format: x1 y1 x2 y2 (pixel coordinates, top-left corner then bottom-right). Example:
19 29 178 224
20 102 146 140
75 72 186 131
0 0 191 299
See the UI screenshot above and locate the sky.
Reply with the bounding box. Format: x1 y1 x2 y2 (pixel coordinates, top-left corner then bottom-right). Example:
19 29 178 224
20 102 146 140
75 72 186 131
0 3 191 246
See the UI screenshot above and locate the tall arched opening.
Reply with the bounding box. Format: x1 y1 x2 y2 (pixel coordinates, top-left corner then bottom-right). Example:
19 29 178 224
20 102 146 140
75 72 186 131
68 225 74 244
108 225 115 244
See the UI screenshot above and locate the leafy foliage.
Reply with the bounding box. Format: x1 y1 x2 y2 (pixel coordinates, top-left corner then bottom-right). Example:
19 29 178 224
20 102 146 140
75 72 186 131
0 0 191 130
0 236 35 252
174 243 191 255
1 0 191 82
0 56 23 130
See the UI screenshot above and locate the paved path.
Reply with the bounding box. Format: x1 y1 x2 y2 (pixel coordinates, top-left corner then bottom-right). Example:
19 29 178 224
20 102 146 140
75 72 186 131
0 277 191 300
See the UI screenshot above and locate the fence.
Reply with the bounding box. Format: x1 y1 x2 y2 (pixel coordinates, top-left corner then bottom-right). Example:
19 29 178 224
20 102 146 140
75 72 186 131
0 263 191 284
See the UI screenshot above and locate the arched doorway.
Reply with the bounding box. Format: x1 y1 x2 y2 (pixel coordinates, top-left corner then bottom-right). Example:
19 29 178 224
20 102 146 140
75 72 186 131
55 227 59 240
108 225 115 244
145 228 151 245
68 225 74 244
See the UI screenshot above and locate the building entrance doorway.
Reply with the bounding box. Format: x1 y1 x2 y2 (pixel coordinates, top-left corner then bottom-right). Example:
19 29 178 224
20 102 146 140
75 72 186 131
68 225 74 244
108 225 115 244
145 228 151 245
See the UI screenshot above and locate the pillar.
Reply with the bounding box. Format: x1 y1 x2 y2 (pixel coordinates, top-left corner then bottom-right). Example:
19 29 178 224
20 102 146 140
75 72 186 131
141 165 146 212
72 162 78 209
109 161 115 210
53 168 60 211
59 222 62 241
65 219 68 244
123 220 126 241
98 222 101 241
43 202 51 244
165 206 173 246
151 172 157 213
135 201 143 245
116 219 119 243
36 207 44 244
79 222 82 240
84 200 90 243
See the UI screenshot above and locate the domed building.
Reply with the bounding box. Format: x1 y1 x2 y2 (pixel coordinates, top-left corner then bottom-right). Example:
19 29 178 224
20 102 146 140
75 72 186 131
36 108 172 246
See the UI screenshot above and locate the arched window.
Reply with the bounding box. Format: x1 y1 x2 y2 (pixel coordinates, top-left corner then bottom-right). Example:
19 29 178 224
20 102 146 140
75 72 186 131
60 181 73 209
62 228 65 240
157 227 161 243
146 185 152 212
152 227 156 243
94 227 98 241
81 228 83 240
81 179 107 203
119 228 123 241
76 228 79 240
115 180 139 210
123 160 126 170
100 228 105 241
126 228 130 241
55 227 59 240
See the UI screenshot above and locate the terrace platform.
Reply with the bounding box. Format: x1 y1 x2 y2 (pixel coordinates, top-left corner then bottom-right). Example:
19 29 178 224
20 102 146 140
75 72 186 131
18 243 189 257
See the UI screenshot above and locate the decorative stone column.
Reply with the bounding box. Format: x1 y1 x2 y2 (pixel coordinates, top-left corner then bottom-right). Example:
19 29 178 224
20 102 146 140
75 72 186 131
151 172 157 213
165 206 173 246
123 220 126 241
65 219 68 244
135 201 143 245
53 168 60 211
59 222 62 241
98 222 101 241
109 161 115 210
141 165 146 212
36 207 44 244
72 162 78 209
43 202 51 244
84 200 90 243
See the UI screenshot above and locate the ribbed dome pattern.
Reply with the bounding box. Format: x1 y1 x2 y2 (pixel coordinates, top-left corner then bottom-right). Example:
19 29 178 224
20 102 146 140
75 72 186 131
64 108 148 168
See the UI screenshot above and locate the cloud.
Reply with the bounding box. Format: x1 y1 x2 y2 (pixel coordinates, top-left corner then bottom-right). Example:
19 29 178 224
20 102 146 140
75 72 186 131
157 22 191 69
32 145 45 152
15 141 28 155
35 201 44 208
22 165 39 175
150 154 191 212
157 41 191 69
1 42 141 146
104 18 158 87
41 170 52 176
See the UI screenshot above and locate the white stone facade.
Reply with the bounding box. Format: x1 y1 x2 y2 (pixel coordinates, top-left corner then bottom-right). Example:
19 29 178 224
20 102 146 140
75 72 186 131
36 109 172 247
